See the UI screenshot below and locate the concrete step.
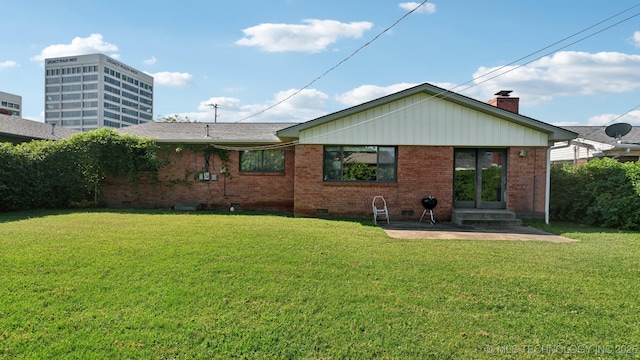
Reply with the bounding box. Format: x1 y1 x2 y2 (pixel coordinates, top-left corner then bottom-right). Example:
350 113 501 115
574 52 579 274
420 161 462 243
456 218 523 227
453 209 518 220
452 209 522 227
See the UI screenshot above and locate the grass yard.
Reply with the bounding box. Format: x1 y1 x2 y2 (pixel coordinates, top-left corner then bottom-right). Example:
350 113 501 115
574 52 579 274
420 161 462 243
1 210 639 359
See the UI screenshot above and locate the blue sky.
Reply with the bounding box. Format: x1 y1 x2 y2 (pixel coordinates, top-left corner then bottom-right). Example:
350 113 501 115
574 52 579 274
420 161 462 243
2 0 640 126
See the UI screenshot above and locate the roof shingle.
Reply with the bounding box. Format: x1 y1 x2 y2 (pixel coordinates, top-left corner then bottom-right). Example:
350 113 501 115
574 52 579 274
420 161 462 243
561 125 640 145
0 114 78 142
117 122 297 143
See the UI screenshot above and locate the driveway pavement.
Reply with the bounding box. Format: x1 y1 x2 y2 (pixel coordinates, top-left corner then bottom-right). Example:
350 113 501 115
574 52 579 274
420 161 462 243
379 221 578 243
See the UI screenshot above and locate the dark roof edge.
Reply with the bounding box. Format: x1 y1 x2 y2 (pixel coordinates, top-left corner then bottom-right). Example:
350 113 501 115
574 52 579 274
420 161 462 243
153 138 288 144
0 132 42 141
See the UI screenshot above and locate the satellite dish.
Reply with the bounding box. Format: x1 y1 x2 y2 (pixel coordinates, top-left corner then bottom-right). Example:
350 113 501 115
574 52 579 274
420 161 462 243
605 123 632 140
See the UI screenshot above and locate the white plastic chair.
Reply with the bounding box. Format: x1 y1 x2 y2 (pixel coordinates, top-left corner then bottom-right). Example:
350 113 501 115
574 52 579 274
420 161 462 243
372 196 389 224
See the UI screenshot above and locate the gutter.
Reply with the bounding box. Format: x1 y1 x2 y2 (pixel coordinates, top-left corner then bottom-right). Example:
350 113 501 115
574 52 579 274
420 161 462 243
612 147 631 159
152 138 285 144
546 141 573 224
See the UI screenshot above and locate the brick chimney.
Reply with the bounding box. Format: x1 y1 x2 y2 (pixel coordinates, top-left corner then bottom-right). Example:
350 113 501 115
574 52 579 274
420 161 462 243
488 90 519 114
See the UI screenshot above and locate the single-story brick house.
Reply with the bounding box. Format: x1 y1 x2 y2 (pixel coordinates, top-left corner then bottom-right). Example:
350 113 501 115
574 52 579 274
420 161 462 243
105 83 577 222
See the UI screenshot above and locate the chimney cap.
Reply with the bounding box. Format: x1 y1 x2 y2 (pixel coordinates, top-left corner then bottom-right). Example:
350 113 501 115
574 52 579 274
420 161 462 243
495 90 513 97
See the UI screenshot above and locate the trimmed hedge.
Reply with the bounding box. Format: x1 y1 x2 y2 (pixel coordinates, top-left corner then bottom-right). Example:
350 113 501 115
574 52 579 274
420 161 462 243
550 158 640 230
0 129 159 212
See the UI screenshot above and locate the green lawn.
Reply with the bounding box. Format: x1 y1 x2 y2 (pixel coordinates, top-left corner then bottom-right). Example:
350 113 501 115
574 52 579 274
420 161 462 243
1 210 639 359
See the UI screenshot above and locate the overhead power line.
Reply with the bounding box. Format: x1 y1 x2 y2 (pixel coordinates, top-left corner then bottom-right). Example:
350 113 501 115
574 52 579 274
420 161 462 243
604 104 640 126
294 4 640 144
235 0 431 122
457 7 640 95
214 2 640 150
449 3 640 95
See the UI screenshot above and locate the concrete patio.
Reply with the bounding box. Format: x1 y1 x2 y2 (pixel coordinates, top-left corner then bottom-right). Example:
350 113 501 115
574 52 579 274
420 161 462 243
379 220 578 242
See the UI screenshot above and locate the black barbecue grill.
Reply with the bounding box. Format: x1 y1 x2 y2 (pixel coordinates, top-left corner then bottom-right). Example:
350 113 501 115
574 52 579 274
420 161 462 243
419 196 437 224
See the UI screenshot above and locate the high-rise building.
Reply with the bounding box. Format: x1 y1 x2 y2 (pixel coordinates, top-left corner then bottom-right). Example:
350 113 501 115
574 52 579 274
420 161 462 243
44 54 153 131
0 91 22 116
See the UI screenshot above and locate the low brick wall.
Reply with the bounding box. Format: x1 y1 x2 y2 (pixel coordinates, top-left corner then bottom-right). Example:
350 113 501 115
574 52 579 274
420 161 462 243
100 147 295 213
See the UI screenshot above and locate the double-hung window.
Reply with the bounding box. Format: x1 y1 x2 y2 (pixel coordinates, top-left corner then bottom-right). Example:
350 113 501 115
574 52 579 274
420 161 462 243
323 146 397 182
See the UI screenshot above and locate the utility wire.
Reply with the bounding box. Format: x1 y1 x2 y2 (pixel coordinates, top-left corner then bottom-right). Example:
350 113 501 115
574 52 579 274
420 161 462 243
448 3 640 94
211 3 640 150
294 6 640 145
604 104 640 126
212 141 298 152
457 9 640 130
457 9 640 94
235 1 639 125
235 0 431 122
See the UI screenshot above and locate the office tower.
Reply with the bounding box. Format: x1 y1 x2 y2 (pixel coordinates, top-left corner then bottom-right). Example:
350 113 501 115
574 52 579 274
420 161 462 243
45 54 153 131
0 91 22 116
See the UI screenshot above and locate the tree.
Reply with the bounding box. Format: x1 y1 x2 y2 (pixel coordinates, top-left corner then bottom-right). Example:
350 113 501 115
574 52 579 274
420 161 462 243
156 114 196 123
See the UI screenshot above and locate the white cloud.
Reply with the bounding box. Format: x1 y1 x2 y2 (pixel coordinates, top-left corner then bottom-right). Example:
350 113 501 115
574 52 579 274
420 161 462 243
587 110 640 126
180 89 329 123
270 88 329 114
548 120 583 127
149 71 193 87
468 51 640 106
170 49 640 125
235 19 373 53
144 56 157 65
335 83 419 106
399 2 436 14
31 34 118 62
0 60 19 70
633 31 640 48
197 97 243 113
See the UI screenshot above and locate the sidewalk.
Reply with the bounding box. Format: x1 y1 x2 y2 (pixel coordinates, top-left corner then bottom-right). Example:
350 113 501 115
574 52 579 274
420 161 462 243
379 221 578 243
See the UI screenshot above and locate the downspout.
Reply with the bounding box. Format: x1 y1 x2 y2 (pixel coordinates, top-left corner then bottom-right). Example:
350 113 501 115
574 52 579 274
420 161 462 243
546 141 573 224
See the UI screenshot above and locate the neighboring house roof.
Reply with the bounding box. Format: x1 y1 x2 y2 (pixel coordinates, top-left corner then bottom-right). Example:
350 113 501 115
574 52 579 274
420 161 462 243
118 122 297 144
0 114 78 143
551 125 640 162
277 82 577 143
561 126 640 146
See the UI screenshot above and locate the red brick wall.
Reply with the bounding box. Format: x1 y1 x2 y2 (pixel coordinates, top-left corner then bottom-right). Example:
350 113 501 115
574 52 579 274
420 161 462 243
293 145 548 220
506 147 548 217
101 144 549 220
293 145 455 221
100 147 295 212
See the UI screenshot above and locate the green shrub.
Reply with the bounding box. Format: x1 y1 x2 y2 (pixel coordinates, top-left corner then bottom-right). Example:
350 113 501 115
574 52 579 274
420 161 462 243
549 163 577 221
0 129 158 212
550 158 640 230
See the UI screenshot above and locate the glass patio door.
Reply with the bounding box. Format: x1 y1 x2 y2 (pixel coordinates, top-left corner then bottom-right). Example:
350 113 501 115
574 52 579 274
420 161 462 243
454 149 507 209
